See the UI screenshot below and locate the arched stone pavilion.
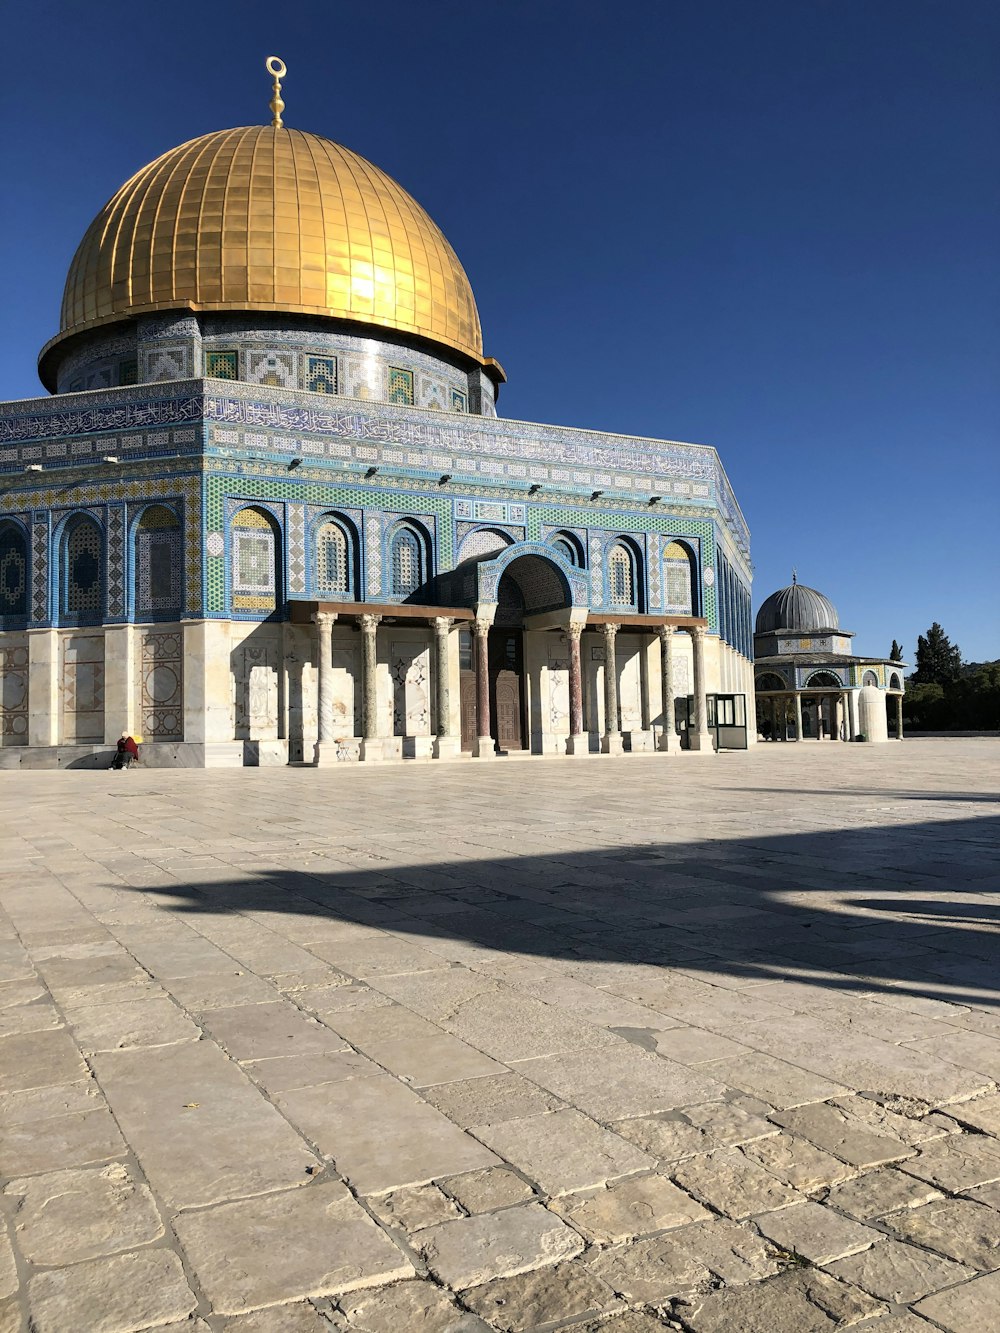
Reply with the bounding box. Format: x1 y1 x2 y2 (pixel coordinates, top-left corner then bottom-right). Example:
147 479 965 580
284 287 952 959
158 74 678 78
753 579 905 743
0 63 754 767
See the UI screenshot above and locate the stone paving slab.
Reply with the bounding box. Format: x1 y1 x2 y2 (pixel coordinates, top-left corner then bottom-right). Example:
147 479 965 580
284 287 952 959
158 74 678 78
1 739 999 1329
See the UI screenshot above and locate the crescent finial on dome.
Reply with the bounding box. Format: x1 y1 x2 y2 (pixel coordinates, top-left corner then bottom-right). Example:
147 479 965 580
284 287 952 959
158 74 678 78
266 56 286 128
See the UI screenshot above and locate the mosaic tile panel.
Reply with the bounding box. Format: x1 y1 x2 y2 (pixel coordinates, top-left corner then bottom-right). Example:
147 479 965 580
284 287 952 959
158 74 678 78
106 504 126 619
65 518 103 615
387 367 414 405
365 510 383 599
647 532 662 609
306 356 338 394
287 504 306 595
206 350 239 380
136 517 183 616
246 350 296 388
31 515 48 621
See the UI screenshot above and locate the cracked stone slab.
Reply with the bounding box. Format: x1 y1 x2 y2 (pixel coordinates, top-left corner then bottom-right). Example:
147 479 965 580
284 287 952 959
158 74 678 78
825 1167 944 1220
612 1100 778 1161
827 1093 955 1146
200 1001 350 1060
470 1109 655 1196
92 1041 319 1208
173 1180 413 1314
275 1074 498 1194
418 1203 583 1289
900 1133 1000 1192
949 1092 1000 1136
367 1183 462 1232
0 1078 105 1127
701 1052 848 1108
440 1167 536 1214
0 1107 127 1175
243 1049 381 1094
4 1162 163 1264
755 1200 881 1264
773 1098 914 1166
671 1215 782 1285
551 1173 709 1243
584 1231 710 1304
217 1310 331 1332
826 1238 976 1303
0 1029 88 1094
336 1279 491 1330
671 1148 805 1219
461 1259 622 1330
0 1225 15 1301
740 1130 858 1192
67 997 201 1052
914 1269 1000 1331
27 1248 196 1333
883 1197 1000 1270
673 1267 885 1332
420 1073 560 1128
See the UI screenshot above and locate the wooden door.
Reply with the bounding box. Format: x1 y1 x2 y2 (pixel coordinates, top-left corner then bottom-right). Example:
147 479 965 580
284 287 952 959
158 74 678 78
489 631 524 751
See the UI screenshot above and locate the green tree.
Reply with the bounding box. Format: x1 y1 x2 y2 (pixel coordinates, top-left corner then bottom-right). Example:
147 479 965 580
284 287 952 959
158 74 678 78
890 639 904 661
912 622 962 685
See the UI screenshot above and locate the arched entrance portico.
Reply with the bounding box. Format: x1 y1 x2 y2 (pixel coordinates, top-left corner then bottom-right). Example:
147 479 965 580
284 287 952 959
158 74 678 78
461 550 575 754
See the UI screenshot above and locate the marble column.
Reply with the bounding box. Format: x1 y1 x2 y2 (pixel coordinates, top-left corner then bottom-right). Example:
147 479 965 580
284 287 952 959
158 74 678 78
600 622 623 755
432 617 460 759
657 624 677 752
565 622 588 755
847 689 857 740
313 610 338 766
895 693 904 741
687 624 714 752
359 613 382 762
794 691 803 742
473 617 494 758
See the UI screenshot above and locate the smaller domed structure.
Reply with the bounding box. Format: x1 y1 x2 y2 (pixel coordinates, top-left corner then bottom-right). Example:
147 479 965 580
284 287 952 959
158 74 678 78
753 574 904 744
755 579 839 635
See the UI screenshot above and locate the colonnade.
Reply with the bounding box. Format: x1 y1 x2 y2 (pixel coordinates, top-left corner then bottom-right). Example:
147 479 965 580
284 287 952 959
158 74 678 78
313 611 714 762
758 690 903 742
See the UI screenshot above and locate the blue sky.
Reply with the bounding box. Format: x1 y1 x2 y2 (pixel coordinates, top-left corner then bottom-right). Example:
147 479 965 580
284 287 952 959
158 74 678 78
3 0 997 660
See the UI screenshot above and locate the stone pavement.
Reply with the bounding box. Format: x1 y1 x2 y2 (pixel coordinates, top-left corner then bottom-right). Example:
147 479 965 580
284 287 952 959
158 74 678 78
1 738 999 1333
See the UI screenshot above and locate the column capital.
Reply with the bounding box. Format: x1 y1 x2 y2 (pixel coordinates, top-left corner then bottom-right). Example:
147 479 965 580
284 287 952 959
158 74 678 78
600 621 620 640
657 622 676 642
313 610 338 629
431 616 454 633
688 622 706 640
359 613 382 633
566 622 584 644
474 617 491 638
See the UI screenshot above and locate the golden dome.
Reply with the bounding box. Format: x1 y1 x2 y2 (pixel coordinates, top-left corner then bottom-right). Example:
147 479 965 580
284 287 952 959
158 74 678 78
45 125 487 371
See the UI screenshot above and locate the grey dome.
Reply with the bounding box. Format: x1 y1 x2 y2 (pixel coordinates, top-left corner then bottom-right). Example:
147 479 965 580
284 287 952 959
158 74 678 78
755 582 839 634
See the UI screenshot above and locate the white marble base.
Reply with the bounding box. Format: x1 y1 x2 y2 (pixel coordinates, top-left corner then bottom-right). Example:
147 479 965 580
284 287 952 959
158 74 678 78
433 735 462 760
474 735 496 758
601 732 625 755
565 733 592 756
626 729 655 753
687 730 716 752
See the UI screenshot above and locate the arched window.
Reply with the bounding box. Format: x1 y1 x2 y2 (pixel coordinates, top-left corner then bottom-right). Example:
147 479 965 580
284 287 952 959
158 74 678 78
889 672 902 691
756 672 787 692
0 523 28 621
608 541 637 609
549 532 582 567
63 516 103 618
390 525 425 598
862 669 879 688
231 507 279 612
664 541 695 615
316 519 355 597
806 671 842 688
135 505 182 618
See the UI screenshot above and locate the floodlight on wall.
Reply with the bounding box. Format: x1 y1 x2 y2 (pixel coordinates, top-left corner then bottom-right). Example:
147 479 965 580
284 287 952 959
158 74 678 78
649 495 662 505
24 463 43 472
102 455 121 464
590 490 604 501
364 466 379 479
528 483 542 495
288 457 303 469
438 473 452 486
